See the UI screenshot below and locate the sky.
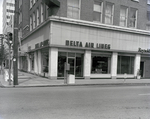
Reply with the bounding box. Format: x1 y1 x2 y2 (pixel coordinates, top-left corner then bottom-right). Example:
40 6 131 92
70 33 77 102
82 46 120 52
0 0 3 34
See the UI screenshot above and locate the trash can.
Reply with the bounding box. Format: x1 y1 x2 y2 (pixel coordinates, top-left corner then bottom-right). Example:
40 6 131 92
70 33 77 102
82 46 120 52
67 74 75 84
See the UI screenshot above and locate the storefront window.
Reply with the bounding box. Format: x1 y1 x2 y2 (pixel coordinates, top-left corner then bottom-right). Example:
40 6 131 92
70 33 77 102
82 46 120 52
57 52 83 77
75 53 83 77
31 53 34 70
42 52 49 73
117 56 134 74
91 56 110 74
58 52 67 77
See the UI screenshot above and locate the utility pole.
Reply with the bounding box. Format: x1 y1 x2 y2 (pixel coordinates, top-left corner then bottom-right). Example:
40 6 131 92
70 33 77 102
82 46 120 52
13 0 19 85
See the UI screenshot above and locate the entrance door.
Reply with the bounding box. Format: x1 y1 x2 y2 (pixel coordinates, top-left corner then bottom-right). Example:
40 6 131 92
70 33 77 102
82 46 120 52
68 58 75 75
140 61 144 77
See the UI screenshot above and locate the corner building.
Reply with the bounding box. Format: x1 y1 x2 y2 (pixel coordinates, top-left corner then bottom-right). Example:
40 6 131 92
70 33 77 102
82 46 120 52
17 0 150 80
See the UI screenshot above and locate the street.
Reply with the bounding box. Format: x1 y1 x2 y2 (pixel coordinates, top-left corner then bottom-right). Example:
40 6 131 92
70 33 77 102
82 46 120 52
0 86 150 119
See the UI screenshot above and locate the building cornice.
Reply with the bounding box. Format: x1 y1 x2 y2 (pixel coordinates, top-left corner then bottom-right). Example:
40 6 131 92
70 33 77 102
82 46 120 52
50 16 150 36
22 18 51 41
22 16 150 41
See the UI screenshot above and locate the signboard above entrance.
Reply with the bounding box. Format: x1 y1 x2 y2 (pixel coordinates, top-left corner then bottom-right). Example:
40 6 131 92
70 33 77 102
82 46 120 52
138 48 150 53
65 40 110 49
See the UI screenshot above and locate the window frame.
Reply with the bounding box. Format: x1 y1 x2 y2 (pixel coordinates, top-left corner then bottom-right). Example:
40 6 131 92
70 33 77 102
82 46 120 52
93 1 103 23
67 0 81 19
41 3 44 23
120 6 128 27
129 8 138 28
37 8 39 26
33 12 36 29
104 2 114 25
30 15 33 31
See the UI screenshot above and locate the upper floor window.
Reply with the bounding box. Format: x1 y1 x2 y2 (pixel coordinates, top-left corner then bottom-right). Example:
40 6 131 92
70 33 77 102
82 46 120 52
30 16 32 31
7 3 15 7
148 0 150 4
93 1 103 22
19 12 22 24
105 2 114 25
30 0 33 8
129 8 137 28
67 0 80 19
120 6 128 27
41 3 44 23
7 9 14 13
147 11 150 21
7 16 10 19
37 8 39 26
33 12 36 29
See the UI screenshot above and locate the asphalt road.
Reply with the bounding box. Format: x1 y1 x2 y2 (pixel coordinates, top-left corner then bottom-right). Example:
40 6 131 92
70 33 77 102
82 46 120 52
0 86 150 119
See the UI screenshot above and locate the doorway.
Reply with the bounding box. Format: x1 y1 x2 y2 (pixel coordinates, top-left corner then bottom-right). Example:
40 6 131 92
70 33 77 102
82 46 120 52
140 61 144 77
68 58 75 75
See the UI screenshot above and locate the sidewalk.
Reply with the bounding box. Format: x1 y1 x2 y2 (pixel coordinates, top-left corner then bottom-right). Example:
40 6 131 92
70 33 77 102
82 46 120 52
0 69 150 88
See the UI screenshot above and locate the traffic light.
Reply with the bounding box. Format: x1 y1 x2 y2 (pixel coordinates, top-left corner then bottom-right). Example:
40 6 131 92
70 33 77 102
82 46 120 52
7 32 13 41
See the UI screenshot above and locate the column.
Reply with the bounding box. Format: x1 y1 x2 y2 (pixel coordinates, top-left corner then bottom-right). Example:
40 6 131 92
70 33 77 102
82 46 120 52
83 50 91 80
34 51 38 74
134 54 141 78
48 48 58 80
111 52 118 79
27 54 31 72
38 50 42 75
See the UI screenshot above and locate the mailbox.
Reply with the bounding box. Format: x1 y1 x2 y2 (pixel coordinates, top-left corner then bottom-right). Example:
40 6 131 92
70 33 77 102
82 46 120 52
65 62 70 71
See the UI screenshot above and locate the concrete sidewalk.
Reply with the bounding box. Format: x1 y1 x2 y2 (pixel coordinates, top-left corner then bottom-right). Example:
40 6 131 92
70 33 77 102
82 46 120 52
0 69 150 88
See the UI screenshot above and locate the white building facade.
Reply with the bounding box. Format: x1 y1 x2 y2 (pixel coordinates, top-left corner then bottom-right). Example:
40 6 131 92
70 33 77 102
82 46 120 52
18 0 150 80
3 0 15 34
20 16 150 79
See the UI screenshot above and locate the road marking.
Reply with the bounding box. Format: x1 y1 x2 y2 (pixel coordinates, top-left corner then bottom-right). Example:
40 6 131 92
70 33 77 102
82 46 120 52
139 93 150 96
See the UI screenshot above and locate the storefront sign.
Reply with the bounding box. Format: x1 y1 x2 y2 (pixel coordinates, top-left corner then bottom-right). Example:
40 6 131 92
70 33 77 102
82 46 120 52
138 48 150 53
66 40 110 49
35 39 49 49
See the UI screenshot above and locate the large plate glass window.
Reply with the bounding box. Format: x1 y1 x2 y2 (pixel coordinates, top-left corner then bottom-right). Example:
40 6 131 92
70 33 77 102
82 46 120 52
91 55 111 74
42 52 49 73
30 53 34 70
117 56 134 74
58 52 83 77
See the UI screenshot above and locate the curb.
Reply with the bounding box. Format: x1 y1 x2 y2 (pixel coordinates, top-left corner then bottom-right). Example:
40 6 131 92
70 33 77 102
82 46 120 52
1 83 150 88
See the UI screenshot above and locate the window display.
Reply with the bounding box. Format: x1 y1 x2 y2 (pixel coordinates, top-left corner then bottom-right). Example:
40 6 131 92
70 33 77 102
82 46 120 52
117 56 134 74
91 56 110 74
42 52 49 73
57 52 83 77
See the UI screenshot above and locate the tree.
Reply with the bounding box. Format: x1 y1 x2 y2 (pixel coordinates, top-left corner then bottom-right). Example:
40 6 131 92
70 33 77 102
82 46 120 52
0 45 9 65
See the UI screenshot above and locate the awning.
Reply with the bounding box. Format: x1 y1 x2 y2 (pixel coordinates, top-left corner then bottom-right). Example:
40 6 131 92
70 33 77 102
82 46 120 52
43 0 60 7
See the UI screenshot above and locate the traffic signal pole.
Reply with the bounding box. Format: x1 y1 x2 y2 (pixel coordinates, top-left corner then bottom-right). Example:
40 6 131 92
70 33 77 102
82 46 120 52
13 0 19 85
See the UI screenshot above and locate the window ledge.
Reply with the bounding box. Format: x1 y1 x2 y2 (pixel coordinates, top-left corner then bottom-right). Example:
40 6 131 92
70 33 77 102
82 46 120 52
131 0 139 3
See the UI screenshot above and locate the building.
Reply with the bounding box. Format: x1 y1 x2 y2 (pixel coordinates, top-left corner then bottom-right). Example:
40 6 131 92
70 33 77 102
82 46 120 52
17 0 150 80
3 0 15 34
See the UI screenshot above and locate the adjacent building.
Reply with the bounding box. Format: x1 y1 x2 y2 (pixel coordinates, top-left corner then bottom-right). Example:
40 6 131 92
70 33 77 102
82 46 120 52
3 0 15 34
17 0 150 80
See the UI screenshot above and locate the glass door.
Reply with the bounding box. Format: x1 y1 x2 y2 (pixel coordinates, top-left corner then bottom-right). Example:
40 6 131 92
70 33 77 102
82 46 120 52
68 58 75 75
